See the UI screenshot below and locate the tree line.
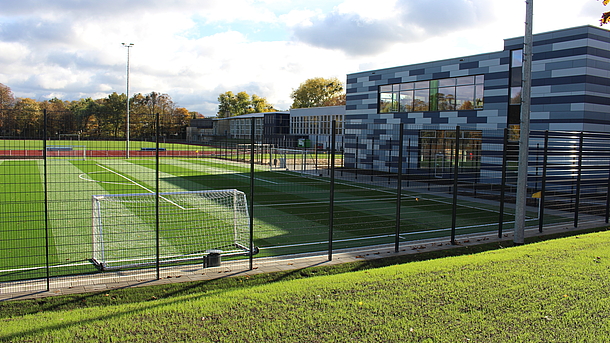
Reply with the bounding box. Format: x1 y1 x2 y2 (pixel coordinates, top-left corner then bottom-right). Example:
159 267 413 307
216 77 345 117
0 76 346 138
0 83 196 140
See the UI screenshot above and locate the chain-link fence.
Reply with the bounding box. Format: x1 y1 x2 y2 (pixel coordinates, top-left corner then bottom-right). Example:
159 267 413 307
1 110 608 295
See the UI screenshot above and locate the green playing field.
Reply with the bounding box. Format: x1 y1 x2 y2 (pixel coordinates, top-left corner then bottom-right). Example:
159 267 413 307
0 155 535 281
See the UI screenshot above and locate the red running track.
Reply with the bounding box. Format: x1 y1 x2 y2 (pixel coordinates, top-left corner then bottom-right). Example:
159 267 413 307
0 150 216 158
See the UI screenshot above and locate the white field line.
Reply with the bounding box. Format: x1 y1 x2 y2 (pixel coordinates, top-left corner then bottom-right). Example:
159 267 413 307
95 164 186 210
232 172 278 184
277 170 526 219
79 171 133 185
163 159 278 184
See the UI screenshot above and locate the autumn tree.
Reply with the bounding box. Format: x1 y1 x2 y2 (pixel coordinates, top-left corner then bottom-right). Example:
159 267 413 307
0 84 16 133
0 83 15 109
68 98 102 135
217 91 276 117
602 0 610 25
13 98 42 135
290 77 345 109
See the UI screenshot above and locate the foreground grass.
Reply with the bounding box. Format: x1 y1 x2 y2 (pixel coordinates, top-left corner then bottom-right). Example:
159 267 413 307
1 229 610 342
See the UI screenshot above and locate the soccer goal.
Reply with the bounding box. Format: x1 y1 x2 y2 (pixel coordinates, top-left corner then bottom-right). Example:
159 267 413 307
91 189 256 271
46 145 87 160
269 147 310 172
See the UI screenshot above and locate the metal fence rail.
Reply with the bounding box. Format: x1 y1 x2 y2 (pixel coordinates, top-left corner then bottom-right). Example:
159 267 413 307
1 110 609 294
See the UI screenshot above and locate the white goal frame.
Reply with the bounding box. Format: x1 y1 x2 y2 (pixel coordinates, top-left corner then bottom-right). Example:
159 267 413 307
91 189 255 271
46 145 86 161
268 147 310 172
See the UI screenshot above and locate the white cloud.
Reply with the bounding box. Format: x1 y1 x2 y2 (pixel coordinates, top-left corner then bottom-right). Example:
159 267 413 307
0 0 606 116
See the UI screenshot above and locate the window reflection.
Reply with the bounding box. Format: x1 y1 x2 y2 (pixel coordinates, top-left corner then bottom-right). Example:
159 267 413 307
379 75 484 113
510 87 522 105
414 89 430 111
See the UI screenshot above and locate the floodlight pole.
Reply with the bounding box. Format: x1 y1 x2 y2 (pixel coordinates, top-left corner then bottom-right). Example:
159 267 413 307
122 43 134 159
514 0 533 245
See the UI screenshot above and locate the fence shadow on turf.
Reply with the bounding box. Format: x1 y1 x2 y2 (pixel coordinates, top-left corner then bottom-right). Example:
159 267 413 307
1 112 610 295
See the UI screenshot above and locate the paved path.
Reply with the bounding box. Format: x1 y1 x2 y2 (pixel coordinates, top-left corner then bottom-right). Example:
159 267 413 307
2 219 606 302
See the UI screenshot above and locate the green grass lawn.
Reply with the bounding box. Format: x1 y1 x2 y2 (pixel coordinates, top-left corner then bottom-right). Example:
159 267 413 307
0 156 544 280
0 229 609 342
0 139 213 151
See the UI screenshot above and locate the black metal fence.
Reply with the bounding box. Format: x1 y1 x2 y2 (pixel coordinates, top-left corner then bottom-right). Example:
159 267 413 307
1 110 609 294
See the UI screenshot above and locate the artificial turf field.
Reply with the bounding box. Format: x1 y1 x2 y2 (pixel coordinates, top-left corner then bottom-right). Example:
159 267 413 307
0 153 537 281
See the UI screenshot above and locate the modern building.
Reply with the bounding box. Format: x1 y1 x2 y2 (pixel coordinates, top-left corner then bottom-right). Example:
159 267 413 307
343 25 610 178
186 107 346 149
290 105 345 149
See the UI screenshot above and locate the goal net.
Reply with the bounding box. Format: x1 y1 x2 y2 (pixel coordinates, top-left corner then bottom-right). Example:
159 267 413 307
268 148 311 172
91 189 254 271
46 145 86 160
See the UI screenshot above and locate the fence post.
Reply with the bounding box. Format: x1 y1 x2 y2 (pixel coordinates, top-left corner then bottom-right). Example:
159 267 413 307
249 117 255 270
43 109 50 291
539 130 549 232
371 136 375 182
606 158 610 223
498 128 508 238
328 120 336 261
155 112 160 279
355 136 359 180
574 131 584 228
395 123 404 252
407 138 411 188
451 126 460 245
388 137 392 185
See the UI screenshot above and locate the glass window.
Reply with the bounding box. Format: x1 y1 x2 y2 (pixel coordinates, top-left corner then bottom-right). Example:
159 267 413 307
414 81 429 89
475 84 484 109
510 87 522 105
414 89 429 111
437 87 456 111
378 75 484 113
511 49 523 67
380 92 393 113
428 80 439 111
439 78 455 87
400 90 414 112
456 76 474 86
456 85 475 110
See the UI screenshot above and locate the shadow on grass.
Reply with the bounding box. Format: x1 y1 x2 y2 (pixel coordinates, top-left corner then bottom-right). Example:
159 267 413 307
1 225 608 323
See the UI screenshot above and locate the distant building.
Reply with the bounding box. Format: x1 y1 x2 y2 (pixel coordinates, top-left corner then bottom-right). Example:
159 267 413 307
289 106 345 149
344 25 610 177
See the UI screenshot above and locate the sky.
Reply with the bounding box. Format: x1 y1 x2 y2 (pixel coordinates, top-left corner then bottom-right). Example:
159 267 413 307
0 0 605 116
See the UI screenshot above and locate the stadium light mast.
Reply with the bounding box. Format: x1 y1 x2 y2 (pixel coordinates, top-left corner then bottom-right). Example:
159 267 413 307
122 43 134 159
514 0 534 245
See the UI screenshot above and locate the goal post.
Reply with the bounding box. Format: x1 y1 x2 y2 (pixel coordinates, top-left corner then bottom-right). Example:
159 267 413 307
91 189 256 271
46 145 86 160
269 147 309 172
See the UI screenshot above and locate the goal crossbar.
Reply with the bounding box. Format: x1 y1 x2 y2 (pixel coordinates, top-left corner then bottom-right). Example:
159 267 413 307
91 189 256 271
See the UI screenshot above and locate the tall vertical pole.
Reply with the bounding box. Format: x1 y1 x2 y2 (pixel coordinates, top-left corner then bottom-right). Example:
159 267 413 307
328 120 336 261
498 128 509 238
43 109 50 291
574 132 584 228
155 112 160 279
249 118 255 270
538 130 549 232
395 123 404 252
451 126 460 245
514 0 533 245
122 43 134 159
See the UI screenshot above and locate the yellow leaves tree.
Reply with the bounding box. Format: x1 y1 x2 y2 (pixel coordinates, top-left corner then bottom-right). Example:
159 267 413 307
290 77 345 109
601 0 610 25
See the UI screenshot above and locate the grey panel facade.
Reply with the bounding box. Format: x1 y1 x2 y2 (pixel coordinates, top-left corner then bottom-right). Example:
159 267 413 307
344 25 610 177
